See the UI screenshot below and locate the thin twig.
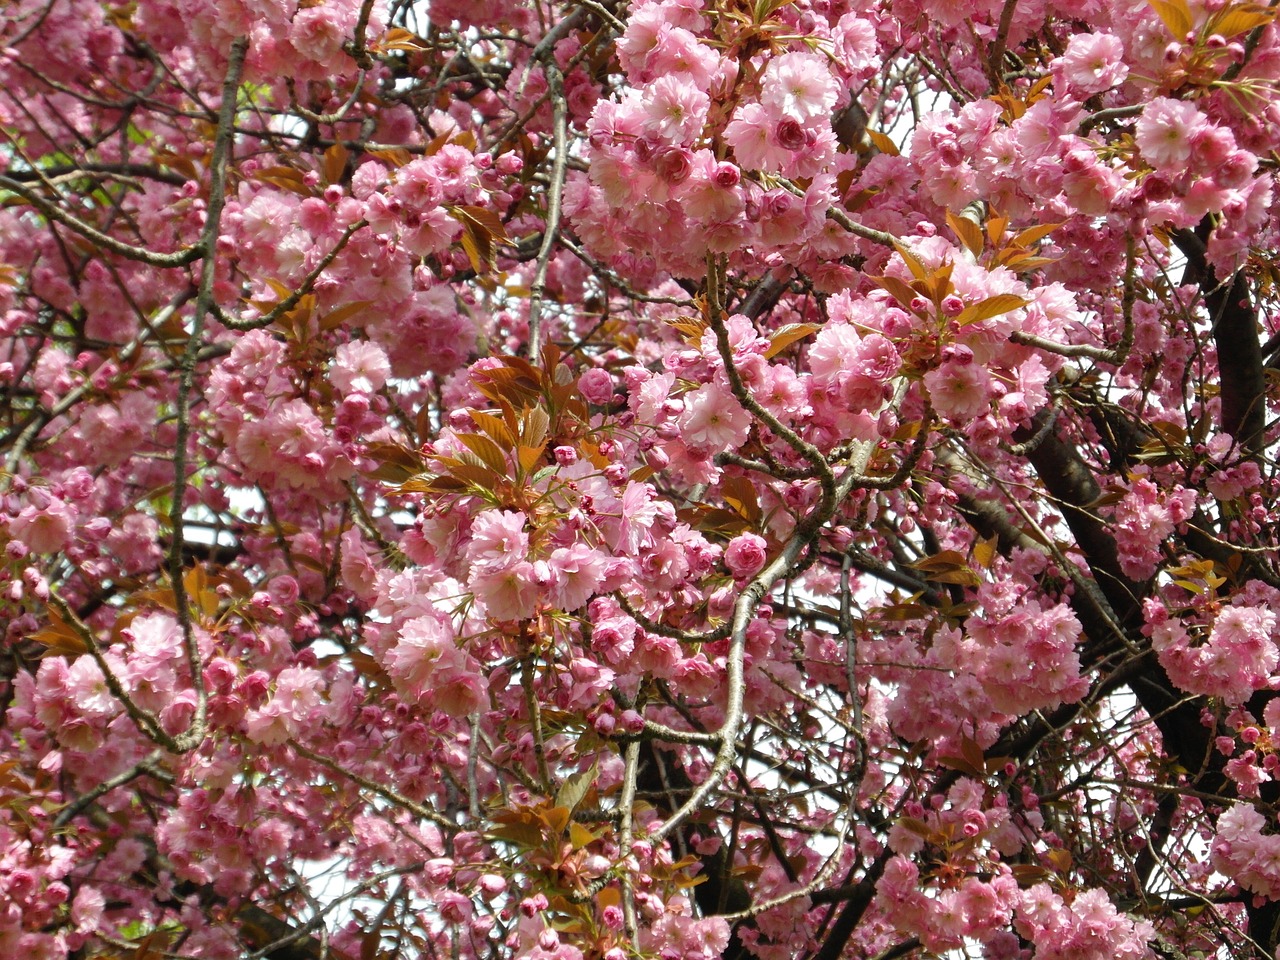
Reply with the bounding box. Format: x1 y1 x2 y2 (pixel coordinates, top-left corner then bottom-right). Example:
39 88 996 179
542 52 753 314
54 750 172 828
526 58 569 362
45 591 175 749
216 219 368 331
292 740 460 830
0 175 201 266
166 35 250 754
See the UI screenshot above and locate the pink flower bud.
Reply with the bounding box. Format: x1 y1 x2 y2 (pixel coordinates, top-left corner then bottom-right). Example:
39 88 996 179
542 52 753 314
774 117 807 151
268 575 300 606
713 161 740 188
160 694 196 736
439 891 472 923
204 658 239 693
424 858 455 883
520 893 548 917
653 145 693 184
238 671 270 706
579 368 614 405
634 137 656 163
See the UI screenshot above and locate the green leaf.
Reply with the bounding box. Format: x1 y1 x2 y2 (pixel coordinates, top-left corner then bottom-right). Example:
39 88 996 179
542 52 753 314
752 0 795 22
764 322 820 359
947 209 985 259
530 465 559 486
1146 0 1194 38
555 762 598 816
456 433 509 474
873 275 919 311
892 241 930 283
955 294 1030 326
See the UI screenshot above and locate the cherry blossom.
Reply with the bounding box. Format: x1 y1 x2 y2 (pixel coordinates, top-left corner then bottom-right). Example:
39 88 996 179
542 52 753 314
2 0 1280 957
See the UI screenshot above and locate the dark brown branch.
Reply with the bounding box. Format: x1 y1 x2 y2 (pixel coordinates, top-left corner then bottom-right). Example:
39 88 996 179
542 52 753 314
1019 410 1145 623
1173 222 1267 461
3 161 188 186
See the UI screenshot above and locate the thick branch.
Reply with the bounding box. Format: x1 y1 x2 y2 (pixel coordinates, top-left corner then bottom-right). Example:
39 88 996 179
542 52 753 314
1173 222 1267 460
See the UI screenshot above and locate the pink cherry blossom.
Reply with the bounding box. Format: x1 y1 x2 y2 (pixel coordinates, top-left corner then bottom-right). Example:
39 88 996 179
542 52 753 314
761 52 838 122
923 360 992 423
6 3 1280 959
1056 33 1129 95
330 340 391 395
724 533 767 579
724 103 792 173
547 543 608 611
1135 97 1208 172
678 382 751 451
641 75 709 144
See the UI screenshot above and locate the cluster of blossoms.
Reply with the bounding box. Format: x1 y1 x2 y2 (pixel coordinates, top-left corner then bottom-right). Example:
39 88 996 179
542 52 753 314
867 237 1075 428
208 330 357 498
876 857 1022 954
5 0 1280 957
26 613 193 753
1215 712 1279 797
4 476 82 564
1015 885 1156 960
574 0 880 277
137 0 385 83
1147 598 1279 705
1107 473 1197 580
908 92 1125 218
216 130 524 385
875 570 1088 753
371 570 493 719
1212 803 1280 901
722 51 840 180
0 819 85 958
